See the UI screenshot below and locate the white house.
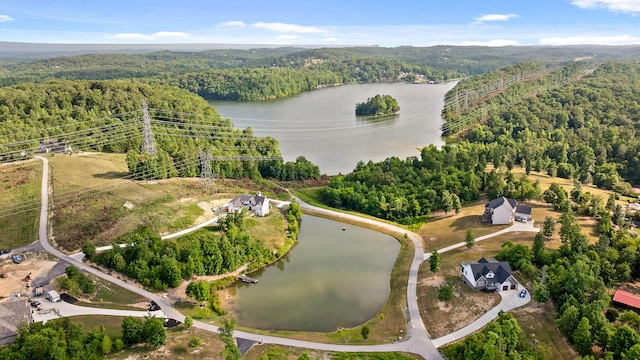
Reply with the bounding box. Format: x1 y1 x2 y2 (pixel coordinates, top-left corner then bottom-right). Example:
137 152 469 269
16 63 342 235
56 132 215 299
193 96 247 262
460 257 520 291
482 197 532 225
224 192 270 217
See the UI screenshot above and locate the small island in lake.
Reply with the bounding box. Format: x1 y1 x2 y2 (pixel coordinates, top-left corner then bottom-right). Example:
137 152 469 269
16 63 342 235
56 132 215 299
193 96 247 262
355 94 400 116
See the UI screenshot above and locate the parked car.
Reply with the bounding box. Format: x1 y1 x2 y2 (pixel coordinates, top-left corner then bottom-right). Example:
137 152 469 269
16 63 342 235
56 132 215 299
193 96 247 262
519 290 527 298
30 300 41 308
0 248 10 255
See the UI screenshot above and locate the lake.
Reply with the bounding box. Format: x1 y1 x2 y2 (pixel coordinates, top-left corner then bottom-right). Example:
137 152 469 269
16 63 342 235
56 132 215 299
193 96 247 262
225 214 400 332
210 82 456 175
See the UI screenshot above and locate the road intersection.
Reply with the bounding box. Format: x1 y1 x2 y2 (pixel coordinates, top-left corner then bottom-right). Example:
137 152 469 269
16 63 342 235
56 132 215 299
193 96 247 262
33 156 534 359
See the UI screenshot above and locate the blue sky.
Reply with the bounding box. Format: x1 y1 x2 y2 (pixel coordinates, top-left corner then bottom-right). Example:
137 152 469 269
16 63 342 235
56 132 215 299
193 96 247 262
1 0 640 46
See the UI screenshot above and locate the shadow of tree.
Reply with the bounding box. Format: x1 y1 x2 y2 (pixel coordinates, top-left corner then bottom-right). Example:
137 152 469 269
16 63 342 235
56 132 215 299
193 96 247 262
93 171 129 179
448 215 485 232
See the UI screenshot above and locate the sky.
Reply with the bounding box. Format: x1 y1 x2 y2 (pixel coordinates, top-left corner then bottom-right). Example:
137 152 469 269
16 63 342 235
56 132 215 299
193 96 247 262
1 0 640 47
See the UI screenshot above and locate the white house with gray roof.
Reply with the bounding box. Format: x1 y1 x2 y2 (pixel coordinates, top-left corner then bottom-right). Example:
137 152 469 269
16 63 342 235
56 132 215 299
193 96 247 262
224 192 270 217
460 257 520 292
483 197 532 225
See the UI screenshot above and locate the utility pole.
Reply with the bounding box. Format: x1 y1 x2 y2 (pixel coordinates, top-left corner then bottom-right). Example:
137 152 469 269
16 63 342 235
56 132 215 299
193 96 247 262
141 99 157 155
199 151 214 191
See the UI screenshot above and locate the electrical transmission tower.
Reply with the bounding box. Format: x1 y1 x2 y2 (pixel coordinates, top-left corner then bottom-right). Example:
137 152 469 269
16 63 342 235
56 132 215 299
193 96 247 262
140 99 158 155
199 151 215 191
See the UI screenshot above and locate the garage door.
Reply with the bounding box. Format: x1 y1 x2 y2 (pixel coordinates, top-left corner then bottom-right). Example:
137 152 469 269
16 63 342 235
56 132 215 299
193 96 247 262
511 284 517 290
502 285 509 291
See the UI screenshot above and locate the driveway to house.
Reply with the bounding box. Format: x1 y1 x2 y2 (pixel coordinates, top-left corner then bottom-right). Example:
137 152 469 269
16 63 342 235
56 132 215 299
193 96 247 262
33 156 531 360
32 299 166 323
424 220 540 260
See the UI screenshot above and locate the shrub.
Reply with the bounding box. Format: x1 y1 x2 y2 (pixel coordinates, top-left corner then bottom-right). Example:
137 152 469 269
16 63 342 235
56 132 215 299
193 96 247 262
189 336 201 348
438 284 454 301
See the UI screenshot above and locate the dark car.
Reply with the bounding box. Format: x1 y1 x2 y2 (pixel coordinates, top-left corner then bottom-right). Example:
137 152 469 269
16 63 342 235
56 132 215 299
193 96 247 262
30 300 41 307
0 249 10 255
519 290 527 298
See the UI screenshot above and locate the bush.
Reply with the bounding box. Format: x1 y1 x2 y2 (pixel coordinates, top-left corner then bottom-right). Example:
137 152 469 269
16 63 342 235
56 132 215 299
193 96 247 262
361 325 371 339
189 336 201 348
438 285 454 301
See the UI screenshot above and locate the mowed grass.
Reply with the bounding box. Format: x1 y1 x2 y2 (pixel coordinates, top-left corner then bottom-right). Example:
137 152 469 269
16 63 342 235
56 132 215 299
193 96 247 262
0 160 42 248
244 210 288 251
418 200 509 251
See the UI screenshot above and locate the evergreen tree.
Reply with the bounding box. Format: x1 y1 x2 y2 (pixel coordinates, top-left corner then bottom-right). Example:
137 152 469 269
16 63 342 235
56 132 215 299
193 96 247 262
429 248 441 275
465 228 476 248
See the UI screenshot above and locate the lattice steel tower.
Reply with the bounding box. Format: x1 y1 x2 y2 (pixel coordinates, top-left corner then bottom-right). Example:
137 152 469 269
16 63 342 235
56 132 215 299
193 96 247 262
199 151 214 190
140 99 158 155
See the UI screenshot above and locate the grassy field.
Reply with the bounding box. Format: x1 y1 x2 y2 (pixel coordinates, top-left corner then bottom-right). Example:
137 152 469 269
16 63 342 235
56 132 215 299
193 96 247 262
510 303 578 360
67 315 226 360
244 345 421 360
418 200 509 251
44 152 288 251
0 160 42 248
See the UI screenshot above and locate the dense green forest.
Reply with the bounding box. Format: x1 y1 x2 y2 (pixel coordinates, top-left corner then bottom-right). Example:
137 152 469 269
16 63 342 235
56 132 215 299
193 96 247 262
0 80 320 179
355 94 400 116
3 45 639 102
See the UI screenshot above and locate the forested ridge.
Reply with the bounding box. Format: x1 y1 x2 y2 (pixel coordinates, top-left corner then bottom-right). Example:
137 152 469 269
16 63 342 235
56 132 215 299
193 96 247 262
3 45 639 101
0 79 320 179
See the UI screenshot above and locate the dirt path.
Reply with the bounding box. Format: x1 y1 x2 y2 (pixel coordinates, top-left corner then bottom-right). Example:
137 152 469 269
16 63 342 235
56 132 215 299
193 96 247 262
168 263 249 301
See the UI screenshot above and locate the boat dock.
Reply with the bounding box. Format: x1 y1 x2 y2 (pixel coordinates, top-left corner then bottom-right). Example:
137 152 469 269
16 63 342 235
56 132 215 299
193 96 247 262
238 274 258 283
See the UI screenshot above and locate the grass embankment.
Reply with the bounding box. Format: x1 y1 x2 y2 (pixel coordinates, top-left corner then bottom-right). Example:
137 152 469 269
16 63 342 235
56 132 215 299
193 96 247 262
245 345 420 360
70 276 151 311
0 160 42 248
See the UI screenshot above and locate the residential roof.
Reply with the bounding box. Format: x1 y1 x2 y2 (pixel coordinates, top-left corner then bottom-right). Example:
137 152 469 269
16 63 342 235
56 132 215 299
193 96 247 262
465 257 514 284
0 298 30 345
613 289 640 309
486 197 517 210
515 205 532 215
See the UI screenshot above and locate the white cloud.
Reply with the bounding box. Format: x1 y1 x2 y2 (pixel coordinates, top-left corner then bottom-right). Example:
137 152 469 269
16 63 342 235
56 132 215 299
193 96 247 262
107 31 191 40
323 37 339 42
0 14 15 22
251 22 325 34
460 39 520 46
539 34 640 45
216 21 246 28
475 13 518 22
277 34 298 40
571 0 640 14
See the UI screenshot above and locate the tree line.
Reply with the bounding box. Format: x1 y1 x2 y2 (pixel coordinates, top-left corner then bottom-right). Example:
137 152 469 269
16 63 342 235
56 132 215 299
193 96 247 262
89 199 301 291
0 316 166 360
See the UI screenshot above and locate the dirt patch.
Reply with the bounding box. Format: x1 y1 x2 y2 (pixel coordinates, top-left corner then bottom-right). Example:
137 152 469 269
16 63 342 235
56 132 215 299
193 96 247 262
0 253 57 299
192 198 231 224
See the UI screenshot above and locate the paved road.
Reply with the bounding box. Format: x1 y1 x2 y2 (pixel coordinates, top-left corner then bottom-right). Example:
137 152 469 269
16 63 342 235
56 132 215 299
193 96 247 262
32 299 165 323
32 156 533 359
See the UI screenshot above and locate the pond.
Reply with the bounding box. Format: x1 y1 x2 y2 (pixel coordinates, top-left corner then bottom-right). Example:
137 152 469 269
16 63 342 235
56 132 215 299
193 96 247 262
210 82 455 175
225 214 400 332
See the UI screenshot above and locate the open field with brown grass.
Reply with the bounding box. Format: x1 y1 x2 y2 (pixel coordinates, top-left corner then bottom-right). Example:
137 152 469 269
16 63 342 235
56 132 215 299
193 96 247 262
0 160 42 248
418 232 535 338
45 152 288 251
511 303 577 360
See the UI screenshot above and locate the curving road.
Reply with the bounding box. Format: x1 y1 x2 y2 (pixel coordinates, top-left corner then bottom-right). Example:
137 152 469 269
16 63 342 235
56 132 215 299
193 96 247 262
33 155 531 359
35 155 445 359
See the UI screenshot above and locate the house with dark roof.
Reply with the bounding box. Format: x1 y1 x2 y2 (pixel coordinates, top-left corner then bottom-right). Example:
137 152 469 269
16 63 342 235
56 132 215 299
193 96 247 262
224 192 270 217
460 257 520 291
482 197 532 224
0 298 31 345
612 289 640 312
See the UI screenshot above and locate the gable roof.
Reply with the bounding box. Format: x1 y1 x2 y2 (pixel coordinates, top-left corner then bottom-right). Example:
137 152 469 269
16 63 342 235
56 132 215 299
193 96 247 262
515 205 532 215
465 257 514 284
613 289 640 309
486 197 517 210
